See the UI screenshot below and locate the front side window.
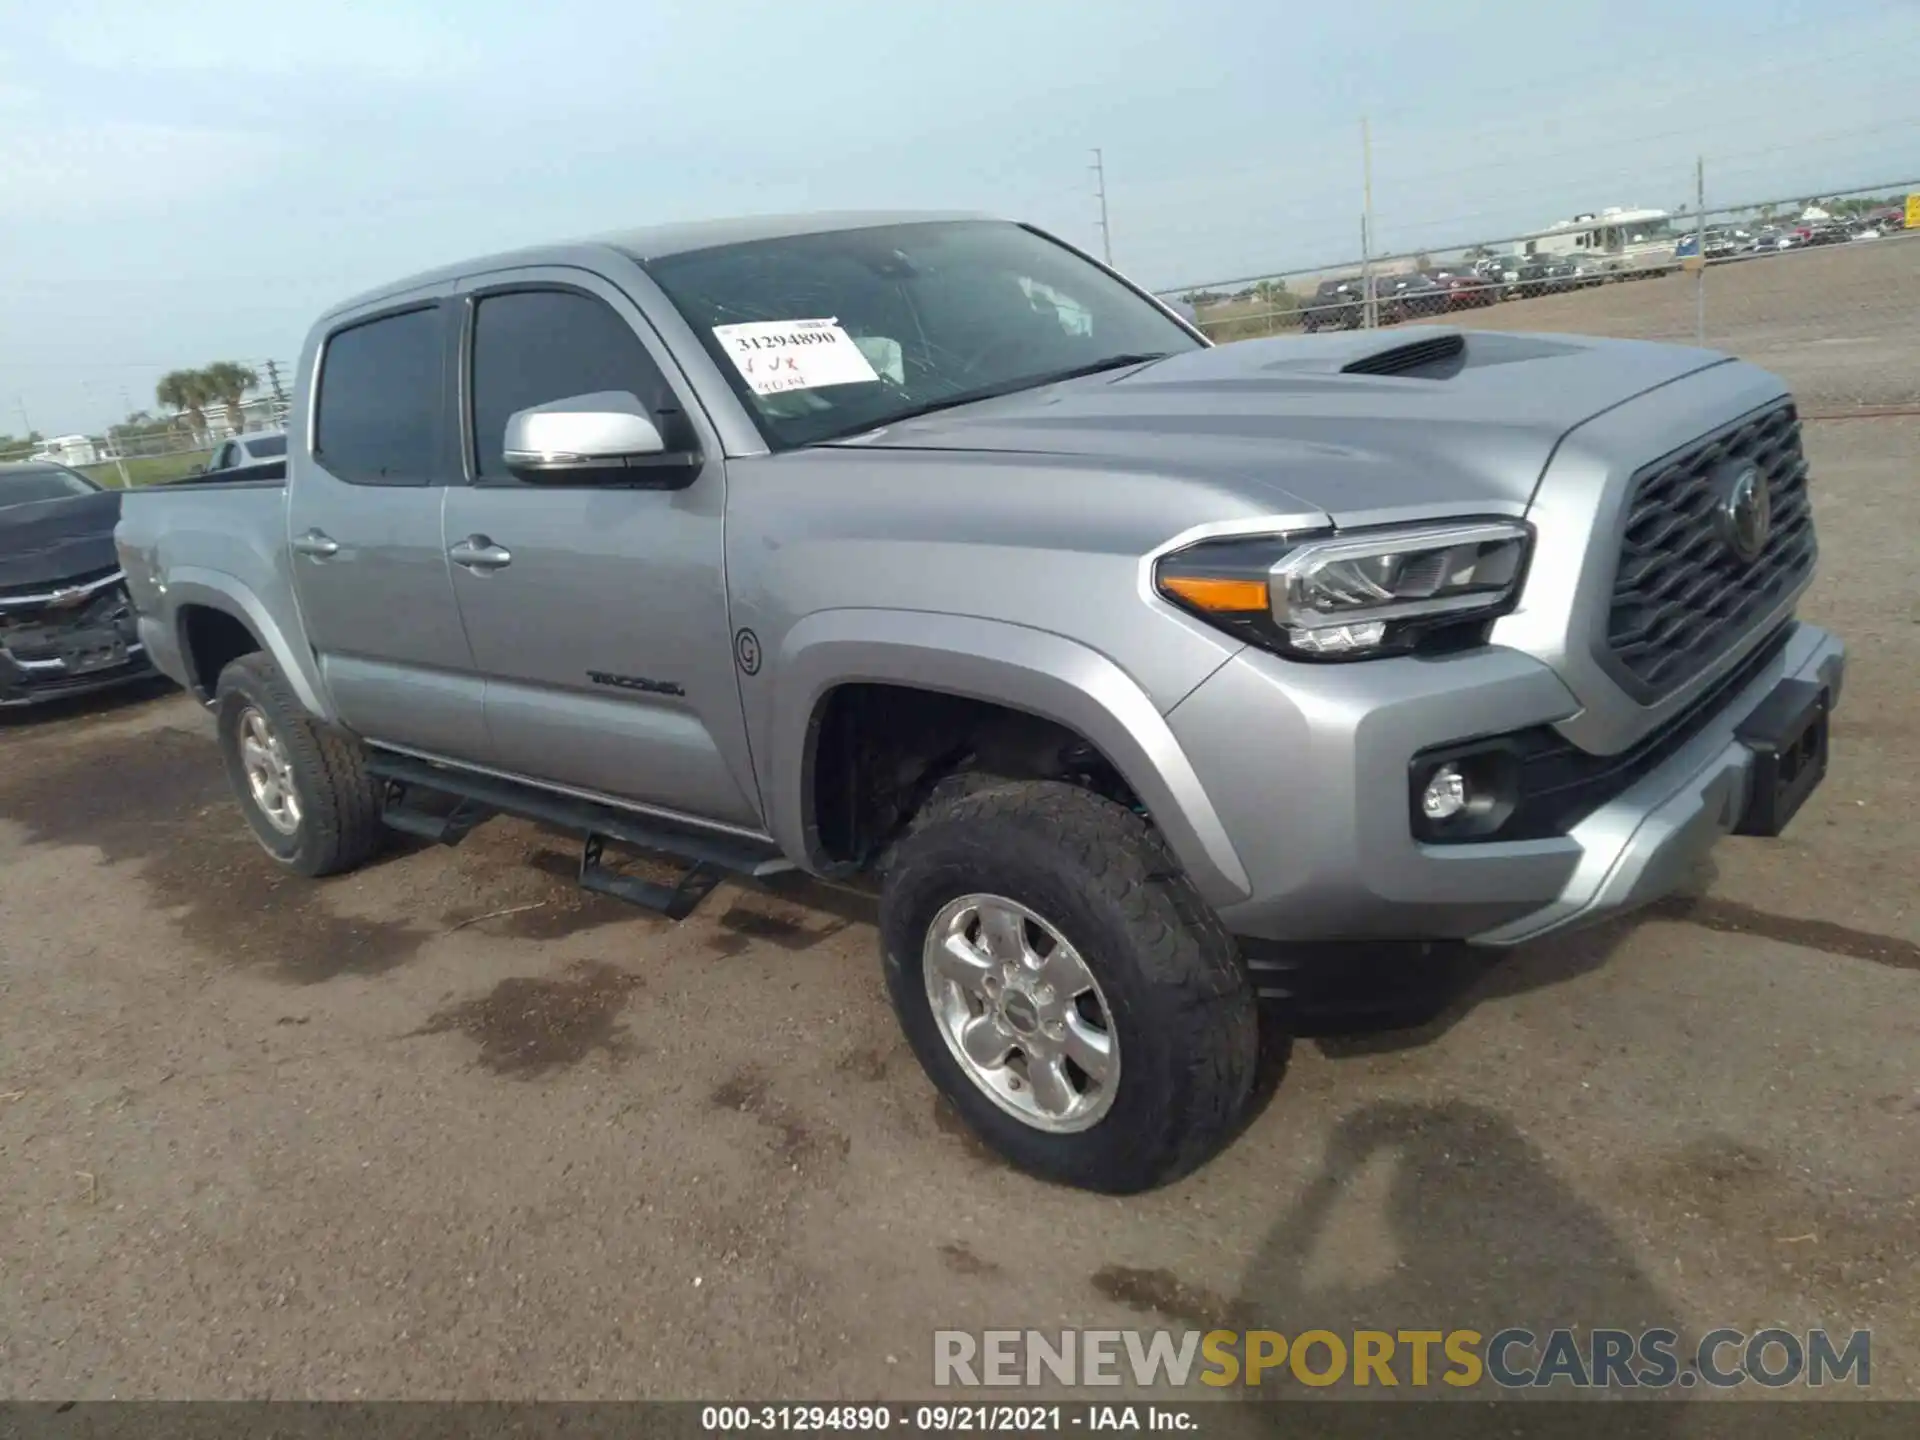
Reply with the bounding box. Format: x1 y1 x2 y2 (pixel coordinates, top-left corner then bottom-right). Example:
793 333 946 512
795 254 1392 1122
314 306 442 486
468 289 682 480
246 433 287 458
644 220 1201 449
0 464 97 508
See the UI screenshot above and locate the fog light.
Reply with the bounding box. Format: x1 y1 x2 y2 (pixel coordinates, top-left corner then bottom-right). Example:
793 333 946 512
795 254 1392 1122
1420 763 1469 821
1287 620 1388 655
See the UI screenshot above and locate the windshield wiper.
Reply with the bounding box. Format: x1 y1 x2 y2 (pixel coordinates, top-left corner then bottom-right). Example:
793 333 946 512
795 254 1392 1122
811 352 1169 446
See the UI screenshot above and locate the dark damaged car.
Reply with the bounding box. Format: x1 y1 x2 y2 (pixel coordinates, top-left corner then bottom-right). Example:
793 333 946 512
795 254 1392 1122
0 461 154 708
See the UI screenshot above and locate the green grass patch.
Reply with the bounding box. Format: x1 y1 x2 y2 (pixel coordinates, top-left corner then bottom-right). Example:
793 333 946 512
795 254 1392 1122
79 450 213 487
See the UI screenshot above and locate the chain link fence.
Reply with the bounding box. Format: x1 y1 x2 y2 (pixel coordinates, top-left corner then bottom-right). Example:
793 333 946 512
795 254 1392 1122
1160 180 1920 414
1 377 294 488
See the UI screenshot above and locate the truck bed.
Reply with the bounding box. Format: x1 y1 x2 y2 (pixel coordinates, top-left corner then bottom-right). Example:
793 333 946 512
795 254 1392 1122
114 479 296 684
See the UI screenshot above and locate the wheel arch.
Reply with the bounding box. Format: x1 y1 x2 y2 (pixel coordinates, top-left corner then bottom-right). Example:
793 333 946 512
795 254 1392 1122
765 609 1251 907
163 569 332 719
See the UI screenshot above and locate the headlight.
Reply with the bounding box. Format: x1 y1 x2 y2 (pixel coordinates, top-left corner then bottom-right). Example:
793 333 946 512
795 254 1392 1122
1155 519 1531 659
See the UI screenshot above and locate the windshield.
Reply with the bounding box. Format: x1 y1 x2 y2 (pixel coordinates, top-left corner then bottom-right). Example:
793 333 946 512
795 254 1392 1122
643 220 1201 449
0 464 98 508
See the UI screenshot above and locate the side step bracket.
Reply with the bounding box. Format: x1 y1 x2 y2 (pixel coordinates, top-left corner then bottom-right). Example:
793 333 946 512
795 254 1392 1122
578 835 720 922
366 749 791 920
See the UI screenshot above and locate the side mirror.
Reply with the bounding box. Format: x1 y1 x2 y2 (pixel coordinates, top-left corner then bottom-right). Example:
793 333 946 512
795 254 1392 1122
502 391 699 486
1166 297 1199 325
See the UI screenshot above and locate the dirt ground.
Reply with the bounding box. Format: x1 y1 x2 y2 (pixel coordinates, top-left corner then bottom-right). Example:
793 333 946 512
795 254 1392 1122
1453 234 1920 412
2 277 1917 1405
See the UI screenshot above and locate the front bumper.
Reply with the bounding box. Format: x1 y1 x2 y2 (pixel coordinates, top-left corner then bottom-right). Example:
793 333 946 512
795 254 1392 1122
0 578 155 709
1164 620 1844 946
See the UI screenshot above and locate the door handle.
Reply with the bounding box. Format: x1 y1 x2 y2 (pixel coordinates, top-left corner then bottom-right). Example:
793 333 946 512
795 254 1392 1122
292 529 340 559
449 535 513 571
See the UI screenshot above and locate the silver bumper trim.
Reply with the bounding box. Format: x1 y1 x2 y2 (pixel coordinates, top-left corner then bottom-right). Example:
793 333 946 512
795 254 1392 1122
1471 621 1844 946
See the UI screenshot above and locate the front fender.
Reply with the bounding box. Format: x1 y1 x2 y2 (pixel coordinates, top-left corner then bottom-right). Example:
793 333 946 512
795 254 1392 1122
160 568 334 721
764 609 1252 907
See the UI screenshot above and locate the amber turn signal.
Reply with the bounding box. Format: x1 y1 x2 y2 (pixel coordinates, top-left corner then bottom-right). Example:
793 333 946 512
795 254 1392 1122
1157 574 1270 613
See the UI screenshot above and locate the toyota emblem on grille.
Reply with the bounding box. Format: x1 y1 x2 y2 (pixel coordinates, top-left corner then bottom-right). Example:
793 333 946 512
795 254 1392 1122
1716 462 1771 564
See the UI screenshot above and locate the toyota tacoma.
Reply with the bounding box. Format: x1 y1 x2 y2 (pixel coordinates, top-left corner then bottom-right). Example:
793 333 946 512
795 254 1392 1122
114 212 1843 1192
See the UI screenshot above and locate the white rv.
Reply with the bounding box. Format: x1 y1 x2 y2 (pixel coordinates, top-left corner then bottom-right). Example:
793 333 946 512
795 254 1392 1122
1523 207 1680 276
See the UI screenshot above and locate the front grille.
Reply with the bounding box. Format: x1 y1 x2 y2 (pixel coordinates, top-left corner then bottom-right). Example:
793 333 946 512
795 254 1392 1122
1605 401 1814 698
0 565 122 608
0 581 135 664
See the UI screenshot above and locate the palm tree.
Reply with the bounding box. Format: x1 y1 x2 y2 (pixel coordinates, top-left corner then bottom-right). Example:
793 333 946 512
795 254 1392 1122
202 361 259 434
156 369 213 442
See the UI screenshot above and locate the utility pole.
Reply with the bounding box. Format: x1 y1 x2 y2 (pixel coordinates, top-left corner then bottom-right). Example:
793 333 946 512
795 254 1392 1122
1361 117 1378 329
1090 148 1113 266
1695 156 1707 346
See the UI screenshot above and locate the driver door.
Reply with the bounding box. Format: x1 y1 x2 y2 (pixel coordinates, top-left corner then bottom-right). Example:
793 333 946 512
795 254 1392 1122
440 269 765 830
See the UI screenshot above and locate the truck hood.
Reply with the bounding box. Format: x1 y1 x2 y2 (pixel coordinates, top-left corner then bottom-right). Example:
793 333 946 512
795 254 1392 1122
835 329 1732 526
0 489 123 591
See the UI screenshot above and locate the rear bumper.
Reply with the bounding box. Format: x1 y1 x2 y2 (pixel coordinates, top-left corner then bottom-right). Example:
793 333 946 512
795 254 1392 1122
1164 619 1844 946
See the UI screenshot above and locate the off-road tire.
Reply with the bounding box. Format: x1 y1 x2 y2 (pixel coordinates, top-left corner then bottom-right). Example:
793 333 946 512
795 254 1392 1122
879 779 1259 1193
214 653 384 877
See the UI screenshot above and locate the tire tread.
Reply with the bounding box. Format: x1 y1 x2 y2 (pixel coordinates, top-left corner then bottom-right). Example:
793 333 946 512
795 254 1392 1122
215 653 384 877
883 779 1258 1191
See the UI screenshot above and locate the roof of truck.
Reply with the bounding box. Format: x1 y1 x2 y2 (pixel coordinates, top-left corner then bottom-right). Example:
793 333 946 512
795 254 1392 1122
321 210 998 322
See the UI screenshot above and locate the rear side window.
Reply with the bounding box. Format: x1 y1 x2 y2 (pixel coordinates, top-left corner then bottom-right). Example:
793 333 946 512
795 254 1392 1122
469 289 682 481
315 306 442 485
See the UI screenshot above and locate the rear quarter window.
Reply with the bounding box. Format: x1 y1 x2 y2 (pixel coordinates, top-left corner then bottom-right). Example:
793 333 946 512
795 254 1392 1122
314 306 443 486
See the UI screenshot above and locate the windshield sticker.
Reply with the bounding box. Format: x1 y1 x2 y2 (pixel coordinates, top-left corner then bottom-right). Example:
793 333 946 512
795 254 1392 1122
712 319 881 396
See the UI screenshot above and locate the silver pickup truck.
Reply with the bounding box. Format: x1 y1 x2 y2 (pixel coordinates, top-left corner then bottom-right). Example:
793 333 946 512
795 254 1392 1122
117 211 1843 1193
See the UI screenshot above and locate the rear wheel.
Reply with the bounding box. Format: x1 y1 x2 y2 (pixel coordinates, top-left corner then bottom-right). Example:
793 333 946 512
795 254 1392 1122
214 653 384 877
879 780 1259 1193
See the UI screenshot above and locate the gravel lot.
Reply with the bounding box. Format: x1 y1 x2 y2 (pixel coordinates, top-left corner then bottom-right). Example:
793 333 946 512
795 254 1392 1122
1455 233 1920 412
2 252 1916 1404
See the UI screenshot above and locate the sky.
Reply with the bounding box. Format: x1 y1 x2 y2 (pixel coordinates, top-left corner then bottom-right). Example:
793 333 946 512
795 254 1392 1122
2 0 1916 435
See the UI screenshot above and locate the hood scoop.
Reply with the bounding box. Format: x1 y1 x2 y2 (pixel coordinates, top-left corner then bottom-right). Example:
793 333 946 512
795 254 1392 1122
1339 331 1467 378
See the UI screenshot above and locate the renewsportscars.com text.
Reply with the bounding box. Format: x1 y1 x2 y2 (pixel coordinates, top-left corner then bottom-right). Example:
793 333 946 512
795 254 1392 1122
933 1327 1871 1390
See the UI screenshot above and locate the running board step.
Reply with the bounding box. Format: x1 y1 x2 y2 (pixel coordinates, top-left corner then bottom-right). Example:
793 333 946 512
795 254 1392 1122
379 789 495 846
579 835 721 921
365 750 791 921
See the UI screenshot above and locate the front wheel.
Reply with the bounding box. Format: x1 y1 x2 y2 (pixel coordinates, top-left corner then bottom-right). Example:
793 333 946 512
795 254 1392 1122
879 780 1259 1193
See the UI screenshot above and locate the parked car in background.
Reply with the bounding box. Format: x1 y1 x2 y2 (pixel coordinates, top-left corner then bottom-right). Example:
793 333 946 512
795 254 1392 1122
0 461 153 708
1692 227 1753 260
1301 277 1365 331
1475 255 1522 288
1428 265 1501 309
1562 254 1614 288
1375 271 1449 322
190 430 289 485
